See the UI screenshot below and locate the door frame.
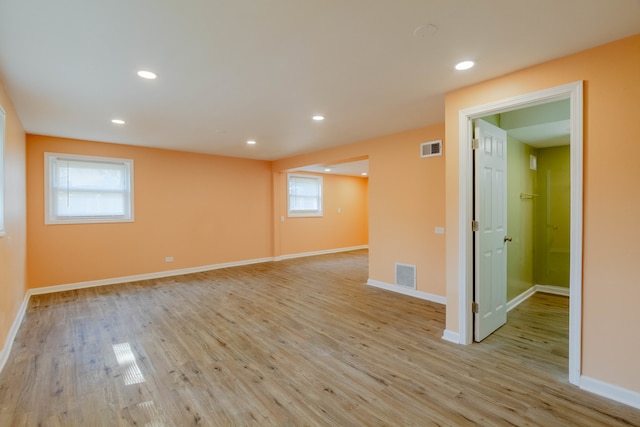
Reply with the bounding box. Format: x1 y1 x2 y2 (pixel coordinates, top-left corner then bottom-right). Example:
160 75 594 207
456 81 583 385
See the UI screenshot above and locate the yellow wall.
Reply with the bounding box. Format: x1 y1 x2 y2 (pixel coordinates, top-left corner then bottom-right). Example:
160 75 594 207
274 124 446 297
506 135 537 300
0 79 27 349
534 145 570 287
445 34 640 392
276 172 368 256
26 135 275 288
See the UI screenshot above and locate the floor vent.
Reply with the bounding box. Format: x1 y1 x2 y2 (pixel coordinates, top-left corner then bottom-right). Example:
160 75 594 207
395 263 416 290
420 140 442 158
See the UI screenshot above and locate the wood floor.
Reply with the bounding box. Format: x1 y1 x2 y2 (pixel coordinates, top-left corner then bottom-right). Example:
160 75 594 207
1 250 639 426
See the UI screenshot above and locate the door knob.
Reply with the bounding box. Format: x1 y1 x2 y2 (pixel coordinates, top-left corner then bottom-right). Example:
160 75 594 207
504 236 512 243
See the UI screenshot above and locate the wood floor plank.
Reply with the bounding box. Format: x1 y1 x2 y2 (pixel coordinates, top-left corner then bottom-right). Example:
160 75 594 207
1 250 639 426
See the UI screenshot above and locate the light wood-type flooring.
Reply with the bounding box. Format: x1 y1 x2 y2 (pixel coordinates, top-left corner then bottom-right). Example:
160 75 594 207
1 250 639 426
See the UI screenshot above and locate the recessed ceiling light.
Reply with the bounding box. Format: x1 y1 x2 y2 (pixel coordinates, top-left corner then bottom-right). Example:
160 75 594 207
137 70 157 79
324 168 331 172
455 61 475 71
361 172 368 176
111 119 125 125
312 115 325 121
247 140 256 145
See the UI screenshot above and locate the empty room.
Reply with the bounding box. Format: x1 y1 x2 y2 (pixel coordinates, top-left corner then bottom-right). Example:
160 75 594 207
1 1 640 425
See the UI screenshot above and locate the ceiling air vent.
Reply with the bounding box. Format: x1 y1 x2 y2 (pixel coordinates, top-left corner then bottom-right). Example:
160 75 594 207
420 140 442 158
395 263 416 290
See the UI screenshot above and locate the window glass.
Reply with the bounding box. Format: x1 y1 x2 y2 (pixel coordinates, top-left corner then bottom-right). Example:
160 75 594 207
288 174 323 217
45 153 134 224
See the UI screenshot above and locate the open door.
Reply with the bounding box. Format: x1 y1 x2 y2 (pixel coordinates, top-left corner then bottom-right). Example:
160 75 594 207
474 119 509 341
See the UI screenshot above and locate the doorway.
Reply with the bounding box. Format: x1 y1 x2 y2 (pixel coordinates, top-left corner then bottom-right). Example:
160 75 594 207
474 99 571 340
456 81 583 385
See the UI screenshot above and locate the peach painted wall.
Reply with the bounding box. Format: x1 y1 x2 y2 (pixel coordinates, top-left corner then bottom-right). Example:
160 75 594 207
0 79 27 350
273 124 446 297
27 135 273 288
445 34 640 392
276 172 368 256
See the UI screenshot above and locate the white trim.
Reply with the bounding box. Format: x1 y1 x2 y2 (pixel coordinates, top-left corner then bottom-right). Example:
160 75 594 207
0 105 5 237
568 81 584 386
507 284 570 312
456 81 584 386
580 376 640 410
0 291 30 374
29 257 274 296
44 152 135 225
28 247 369 295
442 329 460 344
366 279 446 305
536 284 570 297
287 173 323 217
458 109 474 345
507 286 538 312
274 245 368 261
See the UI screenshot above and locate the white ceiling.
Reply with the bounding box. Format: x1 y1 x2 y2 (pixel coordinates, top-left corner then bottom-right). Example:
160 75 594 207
297 160 369 177
0 1 638 160
508 120 570 149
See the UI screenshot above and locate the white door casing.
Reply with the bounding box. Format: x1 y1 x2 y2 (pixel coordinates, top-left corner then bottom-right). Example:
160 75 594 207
453 81 583 386
474 119 508 341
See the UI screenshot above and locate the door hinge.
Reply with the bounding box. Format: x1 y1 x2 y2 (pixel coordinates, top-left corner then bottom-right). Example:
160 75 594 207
472 138 479 150
472 302 479 313
472 220 479 232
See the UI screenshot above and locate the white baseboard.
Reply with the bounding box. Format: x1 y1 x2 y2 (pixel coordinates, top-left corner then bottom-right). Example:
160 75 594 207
366 279 446 305
274 245 368 261
0 291 30 374
507 284 570 312
29 256 275 296
442 329 460 344
581 375 640 410
535 284 570 297
30 247 371 296
507 286 537 312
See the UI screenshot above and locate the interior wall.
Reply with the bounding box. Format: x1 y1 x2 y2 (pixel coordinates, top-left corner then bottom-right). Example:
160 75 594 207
273 123 446 297
26 135 274 289
445 34 640 393
506 135 537 300
534 145 570 287
0 79 27 350
276 172 368 256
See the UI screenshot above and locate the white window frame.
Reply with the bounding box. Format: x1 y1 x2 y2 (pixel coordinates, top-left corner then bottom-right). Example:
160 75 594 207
0 106 5 237
45 152 134 225
287 173 323 217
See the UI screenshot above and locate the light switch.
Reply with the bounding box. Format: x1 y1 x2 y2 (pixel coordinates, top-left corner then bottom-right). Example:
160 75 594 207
435 227 445 234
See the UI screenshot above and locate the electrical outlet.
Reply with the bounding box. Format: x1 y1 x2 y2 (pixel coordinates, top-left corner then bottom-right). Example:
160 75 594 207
165 256 174 262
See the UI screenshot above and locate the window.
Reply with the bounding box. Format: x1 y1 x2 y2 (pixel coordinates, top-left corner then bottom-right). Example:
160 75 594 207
0 106 5 237
288 173 323 217
45 153 134 224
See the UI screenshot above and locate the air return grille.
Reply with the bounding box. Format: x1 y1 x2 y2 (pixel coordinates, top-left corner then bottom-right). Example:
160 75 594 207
420 140 442 158
395 263 416 290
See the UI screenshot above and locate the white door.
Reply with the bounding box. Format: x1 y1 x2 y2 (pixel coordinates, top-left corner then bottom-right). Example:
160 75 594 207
474 119 508 341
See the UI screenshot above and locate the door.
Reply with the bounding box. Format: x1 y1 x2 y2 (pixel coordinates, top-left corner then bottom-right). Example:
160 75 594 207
474 119 508 341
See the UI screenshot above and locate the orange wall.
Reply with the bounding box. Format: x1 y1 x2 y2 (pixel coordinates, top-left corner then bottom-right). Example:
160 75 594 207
444 34 640 392
0 79 27 349
276 172 368 256
274 124 446 296
27 135 274 288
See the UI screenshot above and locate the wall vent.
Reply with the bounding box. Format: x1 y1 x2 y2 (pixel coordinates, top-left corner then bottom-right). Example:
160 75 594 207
420 140 442 158
395 263 416 290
